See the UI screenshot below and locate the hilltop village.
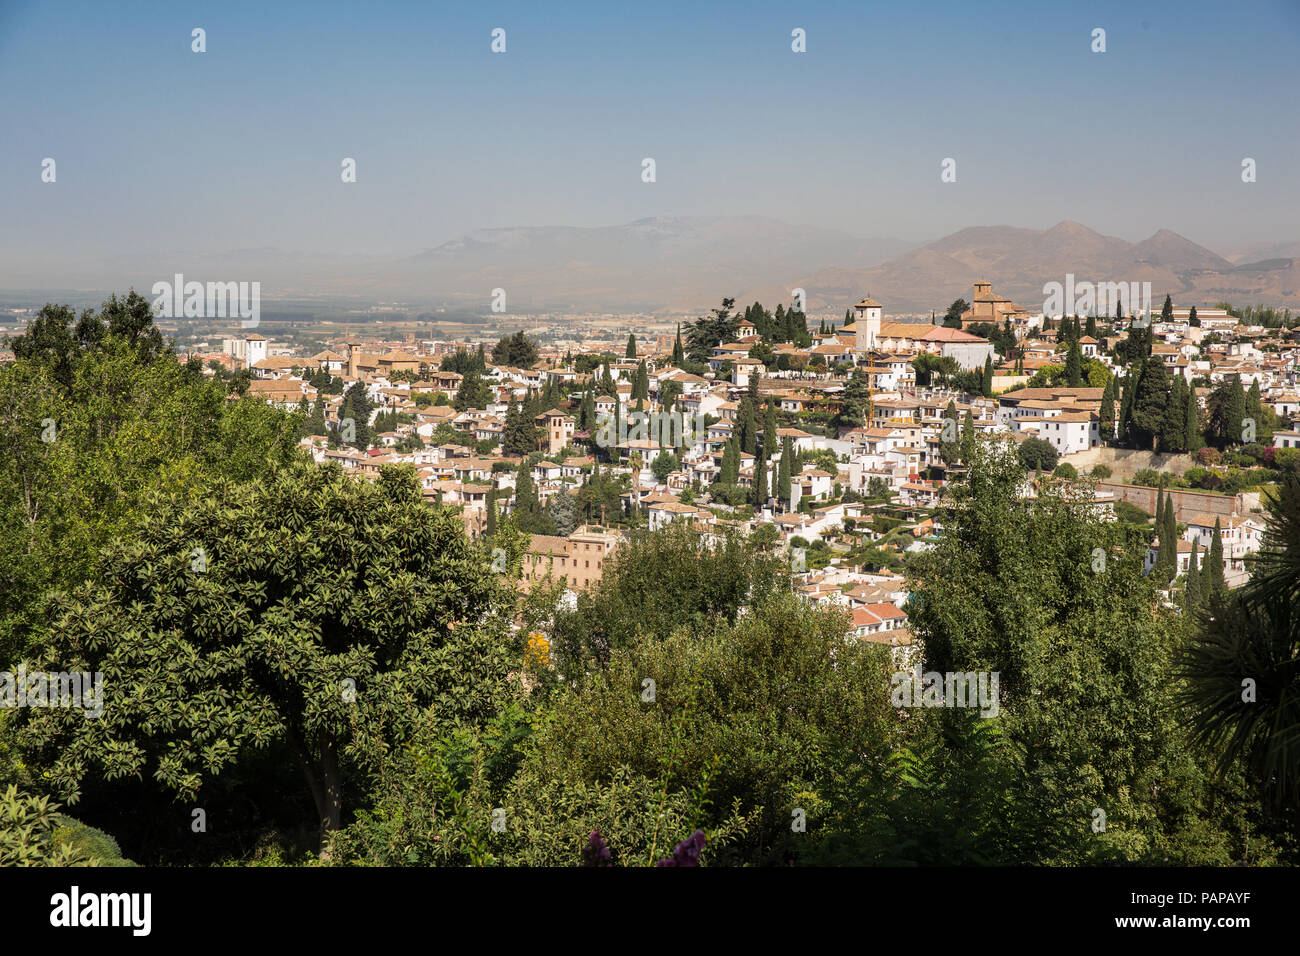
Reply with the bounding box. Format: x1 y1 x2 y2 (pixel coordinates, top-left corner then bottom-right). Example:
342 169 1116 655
192 285 1300 655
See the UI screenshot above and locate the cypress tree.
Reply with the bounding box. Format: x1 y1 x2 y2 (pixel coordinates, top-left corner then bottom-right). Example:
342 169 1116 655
1183 382 1202 452
754 441 768 504
1100 376 1116 440
485 485 497 538
1208 518 1226 599
740 400 758 456
982 353 994 397
1163 492 1179 582
516 460 537 518
626 333 637 359
1226 375 1247 445
1065 338 1083 387
1185 540 1200 611
764 401 779 450
777 437 792 501
672 324 684 366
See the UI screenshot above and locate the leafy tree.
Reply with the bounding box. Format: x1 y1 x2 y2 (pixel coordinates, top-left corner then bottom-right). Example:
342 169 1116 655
16 463 509 843
942 298 969 329
1017 437 1059 472
1181 474 1300 811
492 332 539 369
835 369 873 431
906 438 1266 864
1129 356 1170 450
504 399 538 457
650 450 680 483
686 298 738 364
549 524 791 674
549 485 578 535
454 368 492 411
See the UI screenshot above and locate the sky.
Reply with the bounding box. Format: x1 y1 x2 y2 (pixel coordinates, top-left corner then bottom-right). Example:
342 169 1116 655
1 0 1298 287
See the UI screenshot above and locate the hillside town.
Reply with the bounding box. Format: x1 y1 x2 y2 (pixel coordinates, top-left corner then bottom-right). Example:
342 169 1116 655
187 284 1300 655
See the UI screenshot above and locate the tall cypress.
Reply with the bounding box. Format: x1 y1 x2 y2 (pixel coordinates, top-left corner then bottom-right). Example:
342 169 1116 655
778 437 793 501
740 399 758 456
1208 518 1226 599
1183 382 1202 452
754 441 768 504
1184 540 1200 610
1163 492 1179 582
1100 376 1116 440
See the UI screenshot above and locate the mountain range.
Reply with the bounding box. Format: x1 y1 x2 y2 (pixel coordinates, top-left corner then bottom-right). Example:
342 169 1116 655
6 217 1298 316
778 221 1300 316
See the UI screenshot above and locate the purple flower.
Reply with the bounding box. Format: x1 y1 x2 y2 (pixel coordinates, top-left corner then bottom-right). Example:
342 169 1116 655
581 829 613 867
657 829 706 867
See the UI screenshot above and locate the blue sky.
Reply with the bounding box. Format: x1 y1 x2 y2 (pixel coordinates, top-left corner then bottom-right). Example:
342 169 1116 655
1 0 1298 277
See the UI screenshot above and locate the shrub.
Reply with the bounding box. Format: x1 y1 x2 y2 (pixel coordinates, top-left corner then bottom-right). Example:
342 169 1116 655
1053 463 1078 479
1090 464 1112 479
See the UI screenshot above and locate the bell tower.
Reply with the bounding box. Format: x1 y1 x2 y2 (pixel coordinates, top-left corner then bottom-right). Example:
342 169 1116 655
853 297 883 349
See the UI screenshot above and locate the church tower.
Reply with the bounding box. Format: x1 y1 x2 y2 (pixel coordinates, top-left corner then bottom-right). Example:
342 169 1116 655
853 297 883 350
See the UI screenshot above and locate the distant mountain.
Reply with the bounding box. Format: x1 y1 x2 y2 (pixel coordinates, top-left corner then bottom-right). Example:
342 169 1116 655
1223 239 1300 264
359 216 918 312
780 221 1300 315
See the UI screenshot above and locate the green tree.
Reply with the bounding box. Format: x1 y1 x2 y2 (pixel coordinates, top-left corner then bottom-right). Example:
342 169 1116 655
625 333 637 359
1207 518 1226 599
649 451 677 483
1100 376 1116 440
942 298 969 329
1181 474 1300 811
1017 437 1058 472
1065 338 1083 387
16 463 509 843
835 368 873 431
549 484 578 535
492 331 539 369
778 437 793 501
1129 356 1170 450
455 368 491 411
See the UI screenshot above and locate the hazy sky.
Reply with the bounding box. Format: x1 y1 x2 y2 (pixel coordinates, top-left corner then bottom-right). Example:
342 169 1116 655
2 0 1298 281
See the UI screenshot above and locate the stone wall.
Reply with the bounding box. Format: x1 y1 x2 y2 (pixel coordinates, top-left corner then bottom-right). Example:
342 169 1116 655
1066 446 1197 479
1096 481 1244 522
